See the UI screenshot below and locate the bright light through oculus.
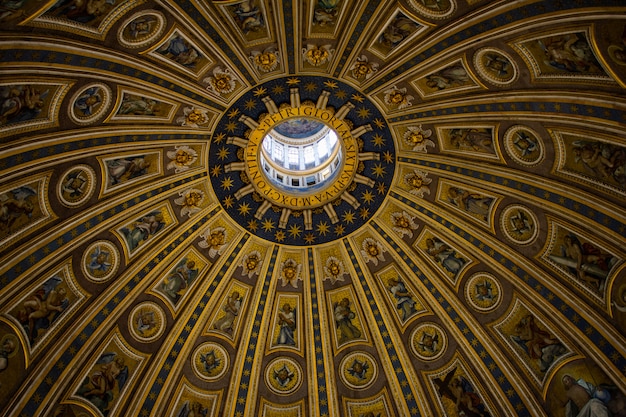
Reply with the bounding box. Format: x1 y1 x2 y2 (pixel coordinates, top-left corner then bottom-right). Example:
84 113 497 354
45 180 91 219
260 118 342 190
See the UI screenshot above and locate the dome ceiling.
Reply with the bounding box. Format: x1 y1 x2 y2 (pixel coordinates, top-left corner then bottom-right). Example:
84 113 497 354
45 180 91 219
0 1 625 417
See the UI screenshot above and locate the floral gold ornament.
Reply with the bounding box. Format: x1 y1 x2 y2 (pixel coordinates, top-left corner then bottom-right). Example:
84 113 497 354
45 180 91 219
403 125 435 152
303 44 333 66
280 258 302 288
204 66 238 95
166 145 199 173
250 47 280 72
323 256 347 284
350 55 378 80
390 210 419 238
360 237 386 266
177 106 209 128
240 250 263 278
383 85 413 109
403 169 432 197
198 226 228 258
174 188 205 217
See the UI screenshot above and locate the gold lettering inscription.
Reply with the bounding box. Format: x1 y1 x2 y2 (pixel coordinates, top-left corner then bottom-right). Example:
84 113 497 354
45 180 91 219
242 105 359 209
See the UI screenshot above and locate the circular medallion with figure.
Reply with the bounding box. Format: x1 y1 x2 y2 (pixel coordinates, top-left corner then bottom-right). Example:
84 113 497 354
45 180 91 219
264 357 302 395
474 48 518 86
81 240 120 282
209 76 395 246
339 351 377 389
501 204 539 245
69 84 111 125
129 302 165 343
465 272 502 312
410 322 447 361
192 342 229 381
118 10 166 49
503 125 544 166
58 164 96 207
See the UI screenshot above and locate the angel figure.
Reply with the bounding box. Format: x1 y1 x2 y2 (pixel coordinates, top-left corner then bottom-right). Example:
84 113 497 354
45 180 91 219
15 276 69 344
167 145 198 173
0 185 36 231
347 358 369 380
77 352 129 415
418 330 440 355
200 349 220 374
177 401 208 417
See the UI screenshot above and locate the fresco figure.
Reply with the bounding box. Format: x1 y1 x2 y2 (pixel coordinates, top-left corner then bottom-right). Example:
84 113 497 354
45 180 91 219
417 331 439 355
511 314 566 372
106 156 151 186
77 351 128 415
449 128 494 153
513 130 539 157
378 12 420 49
549 234 617 293
313 0 339 26
572 140 626 188
447 186 494 221
347 358 369 380
231 0 264 33
334 297 361 344
425 237 466 276
200 349 220 374
387 277 417 321
48 0 117 24
561 374 618 417
61 169 89 200
483 52 513 77
117 94 159 116
0 336 16 385
87 245 112 274
14 276 68 343
538 34 601 73
425 64 470 90
121 210 165 252
273 364 294 387
0 186 36 232
178 400 209 417
511 210 531 235
0 84 48 126
475 280 494 302
161 258 198 303
213 291 242 333
135 309 156 336
74 86 103 117
128 15 157 39
434 370 491 417
157 34 201 67
276 303 296 346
